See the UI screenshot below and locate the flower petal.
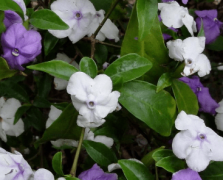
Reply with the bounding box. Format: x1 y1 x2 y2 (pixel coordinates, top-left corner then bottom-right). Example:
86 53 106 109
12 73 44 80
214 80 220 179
193 54 211 77
77 115 105 128
215 113 223 131
0 98 21 119
54 77 68 90
166 39 184 61
94 135 114 148
2 118 24 137
34 168 54 180
182 13 196 36
49 105 62 121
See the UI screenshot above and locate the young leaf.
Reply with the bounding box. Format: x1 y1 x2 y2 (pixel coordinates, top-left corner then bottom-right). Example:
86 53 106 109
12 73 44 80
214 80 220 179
27 60 79 81
82 140 118 167
0 57 18 81
52 152 64 176
29 9 69 30
119 80 176 136
156 72 172 92
79 57 98 78
14 104 32 125
105 53 153 83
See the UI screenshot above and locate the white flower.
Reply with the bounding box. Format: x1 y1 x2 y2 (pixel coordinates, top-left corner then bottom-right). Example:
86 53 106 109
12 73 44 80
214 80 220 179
46 105 62 128
34 169 54 180
215 99 223 131
67 72 120 128
0 97 24 142
48 0 96 44
217 63 223 71
167 37 211 77
0 147 33 179
172 111 223 172
158 1 197 36
87 10 119 42
14 0 28 20
53 53 79 90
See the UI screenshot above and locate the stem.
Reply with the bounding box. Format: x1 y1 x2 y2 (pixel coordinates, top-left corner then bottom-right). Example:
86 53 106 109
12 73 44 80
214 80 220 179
83 37 121 48
155 165 159 180
70 128 85 177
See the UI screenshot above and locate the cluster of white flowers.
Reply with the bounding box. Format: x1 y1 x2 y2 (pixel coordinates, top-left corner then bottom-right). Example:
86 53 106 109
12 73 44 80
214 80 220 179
48 0 119 44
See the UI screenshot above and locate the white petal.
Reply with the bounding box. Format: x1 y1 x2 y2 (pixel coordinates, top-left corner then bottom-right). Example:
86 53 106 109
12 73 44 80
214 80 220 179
0 98 21 119
94 136 114 148
51 0 77 12
77 115 105 128
49 105 62 121
193 54 211 77
182 13 196 36
71 96 86 112
108 163 121 172
68 25 89 44
215 113 223 131
2 118 24 137
84 128 94 141
166 39 184 61
101 19 119 42
76 0 96 15
56 53 79 68
48 28 72 39
0 97 5 109
0 124 7 142
46 118 55 129
54 77 68 90
34 168 54 180
216 100 223 113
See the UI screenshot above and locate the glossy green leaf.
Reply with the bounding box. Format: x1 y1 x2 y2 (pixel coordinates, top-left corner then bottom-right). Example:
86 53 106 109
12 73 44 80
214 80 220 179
82 140 117 167
14 104 31 125
156 73 172 92
80 57 98 78
121 6 169 82
35 104 82 147
105 54 153 83
29 9 69 30
52 152 64 176
172 79 199 115
111 75 123 91
206 36 223 51
152 149 173 162
118 159 154 180
0 0 24 20
136 0 158 40
27 60 79 81
200 162 223 180
119 80 176 136
44 31 59 56
0 58 17 81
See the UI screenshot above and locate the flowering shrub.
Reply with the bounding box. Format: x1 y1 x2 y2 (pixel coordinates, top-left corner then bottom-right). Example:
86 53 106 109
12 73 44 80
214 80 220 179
0 0 223 179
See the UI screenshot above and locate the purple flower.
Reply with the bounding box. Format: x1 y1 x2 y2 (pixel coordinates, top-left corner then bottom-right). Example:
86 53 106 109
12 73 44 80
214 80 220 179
195 10 223 44
78 164 118 180
1 23 42 71
179 76 219 115
172 168 202 180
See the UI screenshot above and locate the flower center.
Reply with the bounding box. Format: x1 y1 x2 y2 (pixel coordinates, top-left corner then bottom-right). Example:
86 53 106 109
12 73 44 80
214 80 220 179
214 18 218 21
196 87 202 92
187 59 192 65
12 49 19 57
198 133 206 140
96 13 101 17
87 100 96 109
89 101 94 107
74 12 82 20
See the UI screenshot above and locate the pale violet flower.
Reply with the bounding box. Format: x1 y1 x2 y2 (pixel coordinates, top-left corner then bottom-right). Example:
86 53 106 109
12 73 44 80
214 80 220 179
158 1 197 36
67 72 120 128
167 37 211 77
0 97 24 142
53 53 79 90
49 0 96 44
172 111 223 172
87 10 119 42
34 168 54 180
215 99 223 131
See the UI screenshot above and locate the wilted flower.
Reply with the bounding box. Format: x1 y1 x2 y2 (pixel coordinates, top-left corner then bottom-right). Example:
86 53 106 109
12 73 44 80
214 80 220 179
53 53 79 90
215 99 223 131
49 0 96 44
158 1 197 36
34 168 54 180
172 111 223 172
87 10 119 42
67 72 120 128
167 37 211 77
0 97 24 142
195 10 223 44
78 164 118 180
172 168 202 180
179 76 219 114
1 23 42 71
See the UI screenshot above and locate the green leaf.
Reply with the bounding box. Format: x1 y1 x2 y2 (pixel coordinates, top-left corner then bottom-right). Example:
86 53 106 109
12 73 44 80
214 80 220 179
44 31 59 56
200 162 223 180
29 9 69 30
152 149 173 162
105 54 153 83
0 58 17 81
156 73 172 92
33 96 51 108
136 0 158 40
52 102 70 111
14 104 31 125
0 11 6 34
206 36 223 51
119 80 176 136
79 57 98 78
37 74 52 98
27 60 79 81
35 104 82 147
111 75 123 91
118 160 154 180
172 79 199 115
198 20 205 37
94 44 108 65
82 140 118 167
90 0 113 12
121 5 169 82
52 152 64 176
0 0 24 20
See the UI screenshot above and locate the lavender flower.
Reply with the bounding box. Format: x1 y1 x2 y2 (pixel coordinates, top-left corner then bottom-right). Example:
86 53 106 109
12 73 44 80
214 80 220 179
195 10 223 44
78 164 118 180
172 168 202 180
179 76 219 115
1 23 42 71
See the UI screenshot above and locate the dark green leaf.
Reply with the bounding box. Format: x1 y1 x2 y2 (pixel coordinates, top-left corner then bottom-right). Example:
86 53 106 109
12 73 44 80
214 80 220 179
0 11 6 34
94 44 108 64
79 57 98 78
52 152 64 176
33 96 51 108
200 162 223 180
111 75 123 91
90 0 113 12
83 140 118 167
105 54 153 83
118 159 154 180
172 79 199 115
206 36 223 51
27 60 79 81
52 103 70 111
0 57 17 81
14 104 31 125
119 80 176 136
30 9 69 30
37 74 52 98
156 73 172 92
44 31 59 56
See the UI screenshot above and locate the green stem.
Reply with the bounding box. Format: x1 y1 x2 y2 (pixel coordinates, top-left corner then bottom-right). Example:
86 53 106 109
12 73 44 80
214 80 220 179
155 165 159 180
70 128 85 177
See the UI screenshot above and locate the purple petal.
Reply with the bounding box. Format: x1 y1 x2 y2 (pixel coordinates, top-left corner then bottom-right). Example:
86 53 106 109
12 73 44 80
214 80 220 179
163 33 172 40
172 168 202 180
204 23 220 44
4 10 23 28
162 0 175 2
182 0 188 4
195 10 217 19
